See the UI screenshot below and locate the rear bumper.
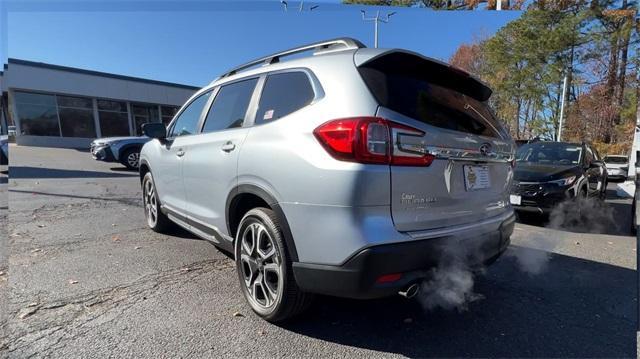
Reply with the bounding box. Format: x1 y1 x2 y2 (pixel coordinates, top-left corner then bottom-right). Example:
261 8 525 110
292 212 515 299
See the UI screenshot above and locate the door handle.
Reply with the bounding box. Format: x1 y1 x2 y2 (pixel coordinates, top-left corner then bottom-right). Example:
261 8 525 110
221 142 236 152
176 149 185 157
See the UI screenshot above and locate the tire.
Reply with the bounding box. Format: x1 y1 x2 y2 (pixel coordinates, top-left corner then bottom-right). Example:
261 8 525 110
234 207 312 322
120 147 141 170
142 172 173 233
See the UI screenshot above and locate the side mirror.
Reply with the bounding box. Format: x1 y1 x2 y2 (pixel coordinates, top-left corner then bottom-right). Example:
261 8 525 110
142 123 166 140
590 160 603 168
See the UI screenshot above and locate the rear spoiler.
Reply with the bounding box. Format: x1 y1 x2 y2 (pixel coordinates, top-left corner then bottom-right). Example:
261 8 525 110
354 49 493 102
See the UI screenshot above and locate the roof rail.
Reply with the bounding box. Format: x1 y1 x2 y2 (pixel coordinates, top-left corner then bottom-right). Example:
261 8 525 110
219 37 366 79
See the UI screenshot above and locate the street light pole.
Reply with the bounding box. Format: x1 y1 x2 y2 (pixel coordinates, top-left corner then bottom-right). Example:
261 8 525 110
557 73 569 141
361 10 396 48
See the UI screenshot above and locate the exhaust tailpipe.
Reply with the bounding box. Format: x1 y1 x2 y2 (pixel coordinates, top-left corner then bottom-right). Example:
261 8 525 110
398 283 420 299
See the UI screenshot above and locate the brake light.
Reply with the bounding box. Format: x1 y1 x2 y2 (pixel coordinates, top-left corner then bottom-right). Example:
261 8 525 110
313 117 434 166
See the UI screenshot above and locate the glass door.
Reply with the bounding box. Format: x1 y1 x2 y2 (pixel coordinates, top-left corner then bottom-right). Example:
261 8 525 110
131 103 160 136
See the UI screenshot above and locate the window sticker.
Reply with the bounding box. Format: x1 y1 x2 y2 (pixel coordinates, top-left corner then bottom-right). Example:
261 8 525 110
263 109 274 121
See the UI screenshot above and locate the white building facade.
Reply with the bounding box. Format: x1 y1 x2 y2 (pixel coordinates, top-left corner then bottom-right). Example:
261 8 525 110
2 59 199 148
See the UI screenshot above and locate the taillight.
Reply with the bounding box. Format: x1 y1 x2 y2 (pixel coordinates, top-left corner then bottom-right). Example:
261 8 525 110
313 117 434 166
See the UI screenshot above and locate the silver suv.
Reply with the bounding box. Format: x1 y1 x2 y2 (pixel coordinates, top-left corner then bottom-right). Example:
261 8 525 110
139 38 516 322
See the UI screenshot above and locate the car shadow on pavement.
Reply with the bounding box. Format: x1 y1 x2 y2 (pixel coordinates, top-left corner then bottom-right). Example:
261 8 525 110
10 166 137 179
280 248 636 358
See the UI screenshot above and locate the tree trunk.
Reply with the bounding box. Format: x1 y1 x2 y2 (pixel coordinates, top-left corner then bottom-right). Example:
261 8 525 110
615 0 631 126
515 97 521 138
603 34 620 143
523 99 531 137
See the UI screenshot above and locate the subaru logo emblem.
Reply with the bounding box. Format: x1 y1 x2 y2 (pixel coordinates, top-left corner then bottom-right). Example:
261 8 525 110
479 143 492 156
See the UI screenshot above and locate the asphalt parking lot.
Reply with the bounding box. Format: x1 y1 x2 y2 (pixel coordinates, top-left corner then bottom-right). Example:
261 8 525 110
0 145 637 358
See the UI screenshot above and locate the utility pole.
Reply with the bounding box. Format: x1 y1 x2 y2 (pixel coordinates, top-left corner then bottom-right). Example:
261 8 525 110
361 10 396 48
557 72 569 141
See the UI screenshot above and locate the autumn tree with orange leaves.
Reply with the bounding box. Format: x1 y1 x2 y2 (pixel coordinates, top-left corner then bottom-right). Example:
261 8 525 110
447 1 638 155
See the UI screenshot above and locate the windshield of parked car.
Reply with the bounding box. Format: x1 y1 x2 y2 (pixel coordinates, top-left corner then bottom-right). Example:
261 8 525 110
604 156 627 164
516 142 582 166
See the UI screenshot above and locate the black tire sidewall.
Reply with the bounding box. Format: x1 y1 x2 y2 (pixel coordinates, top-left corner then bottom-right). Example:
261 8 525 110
234 208 289 320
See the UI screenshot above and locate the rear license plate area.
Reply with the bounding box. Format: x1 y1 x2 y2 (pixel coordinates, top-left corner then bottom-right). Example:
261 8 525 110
463 165 490 191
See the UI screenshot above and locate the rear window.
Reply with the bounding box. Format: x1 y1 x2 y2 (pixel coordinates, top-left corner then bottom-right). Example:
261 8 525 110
604 156 628 164
255 72 315 125
358 52 501 138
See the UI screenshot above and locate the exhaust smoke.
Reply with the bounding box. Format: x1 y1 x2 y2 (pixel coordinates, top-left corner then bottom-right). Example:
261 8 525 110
417 240 485 312
417 195 618 311
510 195 618 275
418 261 484 311
546 195 617 234
508 233 555 275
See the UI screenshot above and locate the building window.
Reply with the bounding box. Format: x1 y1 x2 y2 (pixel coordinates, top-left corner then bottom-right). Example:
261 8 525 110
14 91 61 136
3 93 13 127
0 94 7 136
161 106 179 127
98 100 130 137
131 103 160 136
57 95 97 138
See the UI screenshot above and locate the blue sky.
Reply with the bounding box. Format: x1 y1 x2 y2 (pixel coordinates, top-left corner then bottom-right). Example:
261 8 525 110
5 1 521 87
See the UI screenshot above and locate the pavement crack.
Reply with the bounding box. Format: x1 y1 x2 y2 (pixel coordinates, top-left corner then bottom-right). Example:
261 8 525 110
6 258 233 356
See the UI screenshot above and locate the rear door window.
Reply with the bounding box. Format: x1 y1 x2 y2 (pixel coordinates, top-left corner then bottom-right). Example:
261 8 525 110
255 72 315 125
358 53 501 138
202 78 258 133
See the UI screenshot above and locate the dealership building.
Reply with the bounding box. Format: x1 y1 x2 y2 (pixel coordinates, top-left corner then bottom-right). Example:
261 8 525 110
0 59 199 148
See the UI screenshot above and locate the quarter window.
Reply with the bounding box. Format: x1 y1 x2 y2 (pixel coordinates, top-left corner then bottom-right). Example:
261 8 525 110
168 91 212 138
202 78 258 133
255 72 314 125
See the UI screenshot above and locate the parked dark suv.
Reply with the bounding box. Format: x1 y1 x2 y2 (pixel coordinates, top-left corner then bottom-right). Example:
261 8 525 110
510 141 607 214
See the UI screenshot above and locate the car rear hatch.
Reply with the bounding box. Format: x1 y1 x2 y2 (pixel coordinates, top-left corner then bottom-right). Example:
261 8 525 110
356 50 515 232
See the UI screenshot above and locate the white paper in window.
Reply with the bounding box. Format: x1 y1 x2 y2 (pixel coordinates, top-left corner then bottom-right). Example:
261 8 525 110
263 109 274 121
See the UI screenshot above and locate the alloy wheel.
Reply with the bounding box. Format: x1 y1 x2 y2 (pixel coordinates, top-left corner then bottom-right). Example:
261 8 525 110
127 152 140 168
143 177 158 227
239 222 283 309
